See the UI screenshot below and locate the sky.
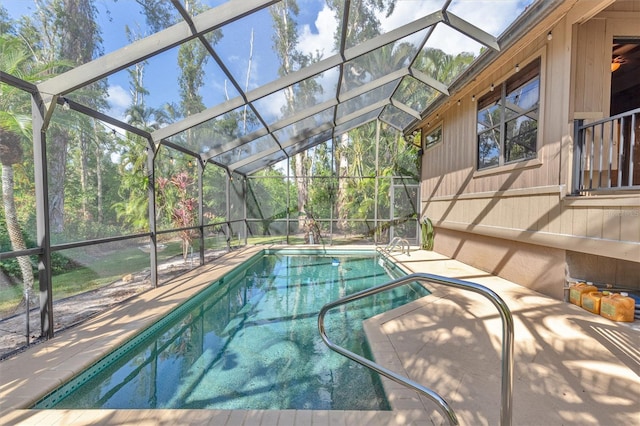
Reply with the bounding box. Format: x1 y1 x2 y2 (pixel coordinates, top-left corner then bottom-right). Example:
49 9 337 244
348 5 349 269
2 0 533 124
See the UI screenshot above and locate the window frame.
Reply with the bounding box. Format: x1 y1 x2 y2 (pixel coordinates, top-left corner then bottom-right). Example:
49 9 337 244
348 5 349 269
424 122 443 150
476 57 541 171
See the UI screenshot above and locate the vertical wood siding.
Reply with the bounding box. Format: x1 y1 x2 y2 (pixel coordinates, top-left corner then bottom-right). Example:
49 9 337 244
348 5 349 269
419 3 640 263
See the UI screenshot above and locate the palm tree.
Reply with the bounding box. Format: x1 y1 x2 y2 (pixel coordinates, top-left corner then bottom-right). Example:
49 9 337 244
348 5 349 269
0 35 37 303
417 47 475 87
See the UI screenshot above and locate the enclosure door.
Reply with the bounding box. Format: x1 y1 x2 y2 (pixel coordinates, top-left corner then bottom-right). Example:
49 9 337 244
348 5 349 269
389 181 419 245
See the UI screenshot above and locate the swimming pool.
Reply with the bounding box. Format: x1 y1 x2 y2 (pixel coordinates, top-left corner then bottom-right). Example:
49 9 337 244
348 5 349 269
34 250 429 410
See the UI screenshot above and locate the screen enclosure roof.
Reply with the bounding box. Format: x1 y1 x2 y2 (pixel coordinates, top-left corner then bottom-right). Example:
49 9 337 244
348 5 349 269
15 0 556 176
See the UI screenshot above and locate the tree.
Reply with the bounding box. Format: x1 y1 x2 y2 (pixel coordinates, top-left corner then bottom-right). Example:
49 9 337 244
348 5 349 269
17 0 103 235
306 143 336 220
172 0 221 257
0 5 14 35
417 47 475 86
246 168 291 237
326 0 396 230
157 171 197 261
0 34 56 302
270 1 322 232
176 0 222 119
202 164 227 229
113 21 177 233
0 108 33 299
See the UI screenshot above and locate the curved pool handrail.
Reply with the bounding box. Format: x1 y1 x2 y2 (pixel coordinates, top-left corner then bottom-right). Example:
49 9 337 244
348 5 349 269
318 272 515 426
379 236 410 255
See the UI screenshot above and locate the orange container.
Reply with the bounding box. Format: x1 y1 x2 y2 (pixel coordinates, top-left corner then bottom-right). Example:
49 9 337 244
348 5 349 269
569 283 597 307
600 292 635 322
581 291 605 314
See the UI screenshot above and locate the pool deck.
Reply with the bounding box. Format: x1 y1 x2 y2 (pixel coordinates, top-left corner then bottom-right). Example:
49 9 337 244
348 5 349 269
0 246 638 425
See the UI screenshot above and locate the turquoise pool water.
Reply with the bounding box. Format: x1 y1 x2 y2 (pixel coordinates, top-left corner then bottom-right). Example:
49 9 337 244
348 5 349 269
35 250 428 410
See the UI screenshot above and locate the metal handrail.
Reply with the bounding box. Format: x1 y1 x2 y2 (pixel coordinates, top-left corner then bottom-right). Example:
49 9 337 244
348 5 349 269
398 238 410 255
382 236 401 251
318 272 515 426
381 236 410 255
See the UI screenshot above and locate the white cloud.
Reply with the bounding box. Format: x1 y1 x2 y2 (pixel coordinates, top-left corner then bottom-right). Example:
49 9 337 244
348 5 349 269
247 54 261 91
254 90 288 123
378 0 442 34
291 5 341 110
449 1 528 36
428 24 484 55
107 85 130 121
298 5 337 58
375 0 528 55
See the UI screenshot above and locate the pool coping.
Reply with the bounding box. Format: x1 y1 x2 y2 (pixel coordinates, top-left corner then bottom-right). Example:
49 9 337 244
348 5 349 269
1 245 638 425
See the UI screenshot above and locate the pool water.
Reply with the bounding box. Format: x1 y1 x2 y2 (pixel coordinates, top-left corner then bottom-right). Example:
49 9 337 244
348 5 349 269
36 251 428 410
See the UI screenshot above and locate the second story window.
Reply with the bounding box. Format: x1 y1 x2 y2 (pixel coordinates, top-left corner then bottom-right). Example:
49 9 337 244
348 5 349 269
477 58 541 170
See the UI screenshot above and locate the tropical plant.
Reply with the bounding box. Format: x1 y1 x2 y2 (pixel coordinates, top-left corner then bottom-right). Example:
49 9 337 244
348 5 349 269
0 34 53 301
421 217 434 250
112 133 151 232
168 172 197 261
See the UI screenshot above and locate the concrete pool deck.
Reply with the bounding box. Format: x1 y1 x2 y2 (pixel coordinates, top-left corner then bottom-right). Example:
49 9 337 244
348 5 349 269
0 246 638 425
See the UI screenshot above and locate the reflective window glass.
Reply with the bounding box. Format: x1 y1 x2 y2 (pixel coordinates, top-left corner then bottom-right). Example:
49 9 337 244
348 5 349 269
476 58 540 169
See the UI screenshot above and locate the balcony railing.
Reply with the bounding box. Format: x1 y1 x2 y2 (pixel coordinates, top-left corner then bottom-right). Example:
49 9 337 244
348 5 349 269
573 108 640 194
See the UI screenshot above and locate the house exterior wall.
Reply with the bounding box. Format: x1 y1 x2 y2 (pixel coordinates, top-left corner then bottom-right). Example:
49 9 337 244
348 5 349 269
419 0 640 298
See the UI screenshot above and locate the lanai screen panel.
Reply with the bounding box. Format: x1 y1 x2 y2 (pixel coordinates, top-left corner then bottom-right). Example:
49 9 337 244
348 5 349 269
340 29 427 94
284 130 334 158
343 1 442 50
393 76 437 113
234 150 287 176
337 80 399 118
252 67 341 126
272 108 335 143
167 105 263 156
213 133 279 166
380 104 417 131
335 108 383 137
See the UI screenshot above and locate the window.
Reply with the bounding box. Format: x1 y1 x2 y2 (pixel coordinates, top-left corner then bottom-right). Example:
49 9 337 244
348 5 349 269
477 58 540 170
424 124 442 149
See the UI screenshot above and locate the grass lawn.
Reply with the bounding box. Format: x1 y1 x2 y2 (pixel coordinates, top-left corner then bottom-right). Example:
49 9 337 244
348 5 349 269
1 239 187 314
1 234 373 315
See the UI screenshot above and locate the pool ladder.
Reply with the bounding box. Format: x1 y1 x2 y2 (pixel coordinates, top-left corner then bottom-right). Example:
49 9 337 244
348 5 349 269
318 273 515 426
380 236 411 256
